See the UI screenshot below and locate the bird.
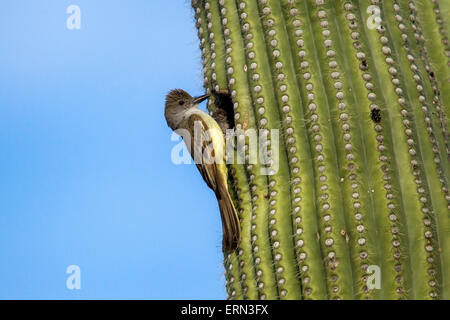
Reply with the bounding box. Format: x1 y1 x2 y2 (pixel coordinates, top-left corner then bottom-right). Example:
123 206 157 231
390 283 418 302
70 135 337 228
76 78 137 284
164 88 241 252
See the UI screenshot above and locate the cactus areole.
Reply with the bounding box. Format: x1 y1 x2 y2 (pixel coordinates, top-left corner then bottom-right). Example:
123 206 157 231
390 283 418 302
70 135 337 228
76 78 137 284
189 0 450 300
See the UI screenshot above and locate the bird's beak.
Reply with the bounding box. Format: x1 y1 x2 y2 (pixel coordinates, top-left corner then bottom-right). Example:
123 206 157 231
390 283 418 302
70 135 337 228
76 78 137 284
193 94 209 104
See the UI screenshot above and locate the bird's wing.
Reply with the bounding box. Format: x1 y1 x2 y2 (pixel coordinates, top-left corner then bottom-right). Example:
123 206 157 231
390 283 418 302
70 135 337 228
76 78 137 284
181 111 241 251
184 113 222 191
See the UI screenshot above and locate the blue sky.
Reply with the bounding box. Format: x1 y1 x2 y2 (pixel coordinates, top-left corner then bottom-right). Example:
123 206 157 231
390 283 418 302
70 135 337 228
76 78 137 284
0 1 227 299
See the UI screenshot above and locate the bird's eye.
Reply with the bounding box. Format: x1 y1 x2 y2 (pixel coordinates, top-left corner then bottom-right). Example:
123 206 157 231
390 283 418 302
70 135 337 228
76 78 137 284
179 100 185 106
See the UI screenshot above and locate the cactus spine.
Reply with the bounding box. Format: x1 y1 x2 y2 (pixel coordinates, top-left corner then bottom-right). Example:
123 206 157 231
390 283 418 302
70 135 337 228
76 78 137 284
191 0 449 300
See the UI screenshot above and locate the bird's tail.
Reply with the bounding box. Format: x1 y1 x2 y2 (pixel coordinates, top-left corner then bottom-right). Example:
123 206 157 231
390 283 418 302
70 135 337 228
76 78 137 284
216 184 241 252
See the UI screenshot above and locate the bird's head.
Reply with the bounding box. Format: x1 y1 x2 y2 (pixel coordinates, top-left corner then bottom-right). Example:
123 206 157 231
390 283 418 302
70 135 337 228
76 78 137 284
164 89 209 129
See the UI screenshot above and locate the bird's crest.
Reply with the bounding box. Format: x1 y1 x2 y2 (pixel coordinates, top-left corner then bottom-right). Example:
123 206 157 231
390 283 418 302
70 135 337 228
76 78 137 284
165 89 192 106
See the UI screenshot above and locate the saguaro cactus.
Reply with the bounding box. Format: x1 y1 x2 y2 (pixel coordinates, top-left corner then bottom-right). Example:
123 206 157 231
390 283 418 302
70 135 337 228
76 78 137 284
191 0 449 300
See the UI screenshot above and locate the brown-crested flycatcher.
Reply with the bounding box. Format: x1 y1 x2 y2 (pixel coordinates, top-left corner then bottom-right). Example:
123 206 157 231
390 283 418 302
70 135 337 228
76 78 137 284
164 89 240 252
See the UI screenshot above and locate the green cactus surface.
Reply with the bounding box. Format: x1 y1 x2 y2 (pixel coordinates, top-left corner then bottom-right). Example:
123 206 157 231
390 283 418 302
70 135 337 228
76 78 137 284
191 0 449 300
